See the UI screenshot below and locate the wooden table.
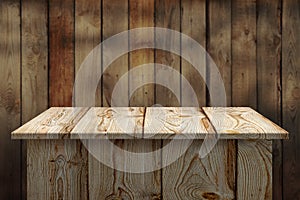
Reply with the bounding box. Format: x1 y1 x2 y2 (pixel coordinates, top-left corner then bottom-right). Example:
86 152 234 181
12 107 288 200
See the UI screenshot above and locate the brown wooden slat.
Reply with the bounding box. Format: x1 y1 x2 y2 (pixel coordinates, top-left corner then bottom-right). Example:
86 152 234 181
21 0 48 198
257 0 282 199
181 0 206 107
49 0 74 106
232 0 257 108
129 0 155 107
237 140 272 200
282 0 300 199
0 1 21 199
75 0 101 105
208 0 231 106
155 0 181 106
102 0 128 107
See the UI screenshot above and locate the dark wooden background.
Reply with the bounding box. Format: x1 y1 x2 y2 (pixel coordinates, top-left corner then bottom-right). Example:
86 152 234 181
0 0 299 199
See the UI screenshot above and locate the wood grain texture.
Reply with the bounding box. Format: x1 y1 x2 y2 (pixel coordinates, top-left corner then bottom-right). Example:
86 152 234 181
155 0 181 106
144 107 215 139
75 0 101 105
88 0 130 199
22 0 48 123
181 0 206 107
163 140 235 200
128 3 161 198
88 139 161 199
27 140 88 200
257 0 282 199
232 0 257 108
49 0 74 106
129 0 155 107
21 0 48 198
282 0 300 199
237 140 272 200
102 0 128 107
0 1 21 199
12 107 89 139
203 107 288 139
208 0 231 106
13 107 289 140
71 107 144 139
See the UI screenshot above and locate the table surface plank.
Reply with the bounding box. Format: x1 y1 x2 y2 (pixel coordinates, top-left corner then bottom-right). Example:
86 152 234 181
202 107 288 139
71 107 145 139
144 107 215 139
12 107 89 139
11 107 288 140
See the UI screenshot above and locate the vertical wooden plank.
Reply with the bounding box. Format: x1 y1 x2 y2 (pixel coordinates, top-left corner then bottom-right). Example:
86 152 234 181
232 0 257 108
181 0 206 107
49 0 75 106
22 0 48 122
282 0 300 199
102 0 129 107
208 0 231 106
75 0 101 105
163 140 236 199
129 0 155 106
27 140 88 200
22 0 48 198
155 0 181 106
0 1 21 199
237 140 272 200
257 0 282 199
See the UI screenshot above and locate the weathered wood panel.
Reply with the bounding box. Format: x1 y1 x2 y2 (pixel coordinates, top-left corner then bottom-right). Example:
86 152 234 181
237 140 272 200
208 0 231 106
75 0 101 105
257 0 282 199
155 0 181 106
21 0 48 198
102 0 128 107
49 0 74 106
282 0 300 199
27 140 88 200
163 140 235 199
203 107 288 139
181 0 206 107
0 1 21 199
232 0 257 108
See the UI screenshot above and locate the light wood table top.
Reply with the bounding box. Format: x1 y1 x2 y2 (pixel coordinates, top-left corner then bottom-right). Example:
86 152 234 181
11 107 288 140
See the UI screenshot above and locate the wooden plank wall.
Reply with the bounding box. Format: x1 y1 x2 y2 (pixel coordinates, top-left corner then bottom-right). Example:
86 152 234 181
0 0 300 199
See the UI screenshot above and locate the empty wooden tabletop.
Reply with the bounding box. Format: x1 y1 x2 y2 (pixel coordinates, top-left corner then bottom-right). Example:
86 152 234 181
11 107 288 139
